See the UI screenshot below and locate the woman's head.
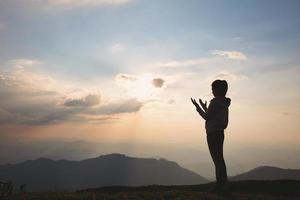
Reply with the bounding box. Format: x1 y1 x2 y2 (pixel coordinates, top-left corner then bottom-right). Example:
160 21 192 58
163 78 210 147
211 80 228 97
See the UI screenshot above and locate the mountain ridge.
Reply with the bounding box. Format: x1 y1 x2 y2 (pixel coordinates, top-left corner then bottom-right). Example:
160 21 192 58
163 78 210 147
0 153 208 191
230 165 300 181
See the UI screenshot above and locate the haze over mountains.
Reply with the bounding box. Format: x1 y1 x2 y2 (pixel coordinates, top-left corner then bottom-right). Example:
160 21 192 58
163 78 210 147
0 154 208 191
1 138 299 179
1 152 300 192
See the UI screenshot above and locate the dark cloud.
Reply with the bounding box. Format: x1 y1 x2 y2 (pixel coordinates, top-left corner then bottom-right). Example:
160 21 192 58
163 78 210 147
282 112 294 116
1 98 143 125
0 74 63 125
84 116 120 124
152 78 165 88
16 98 142 125
22 108 83 125
168 99 175 104
0 69 144 126
22 98 142 125
64 94 100 107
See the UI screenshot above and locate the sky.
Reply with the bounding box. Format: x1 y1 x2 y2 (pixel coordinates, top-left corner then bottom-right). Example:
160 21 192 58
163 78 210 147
0 0 300 178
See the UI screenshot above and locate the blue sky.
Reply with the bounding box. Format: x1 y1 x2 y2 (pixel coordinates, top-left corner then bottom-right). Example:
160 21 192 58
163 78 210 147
1 0 299 78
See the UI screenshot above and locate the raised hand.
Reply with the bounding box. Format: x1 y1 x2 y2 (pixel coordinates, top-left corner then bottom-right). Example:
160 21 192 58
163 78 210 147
199 99 207 112
191 97 207 120
190 98 200 109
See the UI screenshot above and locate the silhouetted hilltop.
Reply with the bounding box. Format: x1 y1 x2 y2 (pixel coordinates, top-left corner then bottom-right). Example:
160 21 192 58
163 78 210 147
81 180 300 196
0 153 208 191
230 166 300 181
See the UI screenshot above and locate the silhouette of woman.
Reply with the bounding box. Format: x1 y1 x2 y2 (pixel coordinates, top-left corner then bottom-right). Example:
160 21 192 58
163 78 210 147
191 80 231 193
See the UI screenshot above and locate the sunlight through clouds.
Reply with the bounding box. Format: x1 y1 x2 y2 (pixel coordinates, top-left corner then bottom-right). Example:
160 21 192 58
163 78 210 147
115 73 165 101
0 0 300 175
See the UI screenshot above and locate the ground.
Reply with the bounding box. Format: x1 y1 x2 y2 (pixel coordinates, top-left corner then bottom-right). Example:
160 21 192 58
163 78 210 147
8 180 300 200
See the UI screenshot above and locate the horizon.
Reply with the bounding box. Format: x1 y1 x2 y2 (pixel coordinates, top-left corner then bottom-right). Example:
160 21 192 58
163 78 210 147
0 0 300 180
2 151 299 182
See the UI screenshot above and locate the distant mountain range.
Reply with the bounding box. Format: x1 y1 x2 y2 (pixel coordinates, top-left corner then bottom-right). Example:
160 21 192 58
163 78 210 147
0 154 208 191
1 154 299 192
230 166 300 181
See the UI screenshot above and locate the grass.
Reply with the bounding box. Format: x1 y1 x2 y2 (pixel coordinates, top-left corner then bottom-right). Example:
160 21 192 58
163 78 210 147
8 180 300 200
10 191 300 200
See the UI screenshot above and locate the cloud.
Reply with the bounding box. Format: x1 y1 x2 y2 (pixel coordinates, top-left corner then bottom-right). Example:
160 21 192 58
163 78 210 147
25 98 143 125
34 0 132 7
213 71 247 82
22 108 82 125
1 94 142 126
8 59 41 69
167 99 175 104
211 50 247 60
149 58 209 68
152 78 165 88
0 59 60 93
115 73 137 83
83 115 119 124
64 94 100 107
109 43 124 53
282 112 295 116
88 98 143 115
115 73 167 101
0 60 144 126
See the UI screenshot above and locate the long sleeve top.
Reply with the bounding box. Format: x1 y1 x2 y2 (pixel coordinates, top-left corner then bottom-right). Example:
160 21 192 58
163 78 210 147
205 97 231 133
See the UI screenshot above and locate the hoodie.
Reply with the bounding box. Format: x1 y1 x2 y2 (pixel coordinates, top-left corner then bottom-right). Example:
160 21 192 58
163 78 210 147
205 97 231 133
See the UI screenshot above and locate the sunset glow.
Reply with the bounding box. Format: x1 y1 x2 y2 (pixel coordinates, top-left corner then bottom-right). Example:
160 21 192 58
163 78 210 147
0 0 299 178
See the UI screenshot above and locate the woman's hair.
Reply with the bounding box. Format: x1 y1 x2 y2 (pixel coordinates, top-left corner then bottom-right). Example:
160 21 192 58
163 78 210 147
212 80 228 97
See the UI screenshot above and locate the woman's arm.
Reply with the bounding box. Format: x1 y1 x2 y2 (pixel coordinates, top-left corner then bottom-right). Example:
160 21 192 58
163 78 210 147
196 106 207 120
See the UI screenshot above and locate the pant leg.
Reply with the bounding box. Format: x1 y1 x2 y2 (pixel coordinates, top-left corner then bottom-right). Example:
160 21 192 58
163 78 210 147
207 131 227 186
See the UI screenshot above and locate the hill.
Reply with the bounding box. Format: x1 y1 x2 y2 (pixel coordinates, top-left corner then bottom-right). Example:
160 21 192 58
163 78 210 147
82 180 300 196
0 153 208 191
230 166 300 181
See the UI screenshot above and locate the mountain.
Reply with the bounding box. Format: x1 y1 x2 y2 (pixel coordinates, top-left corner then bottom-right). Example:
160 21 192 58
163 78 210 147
0 153 208 191
230 166 300 181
